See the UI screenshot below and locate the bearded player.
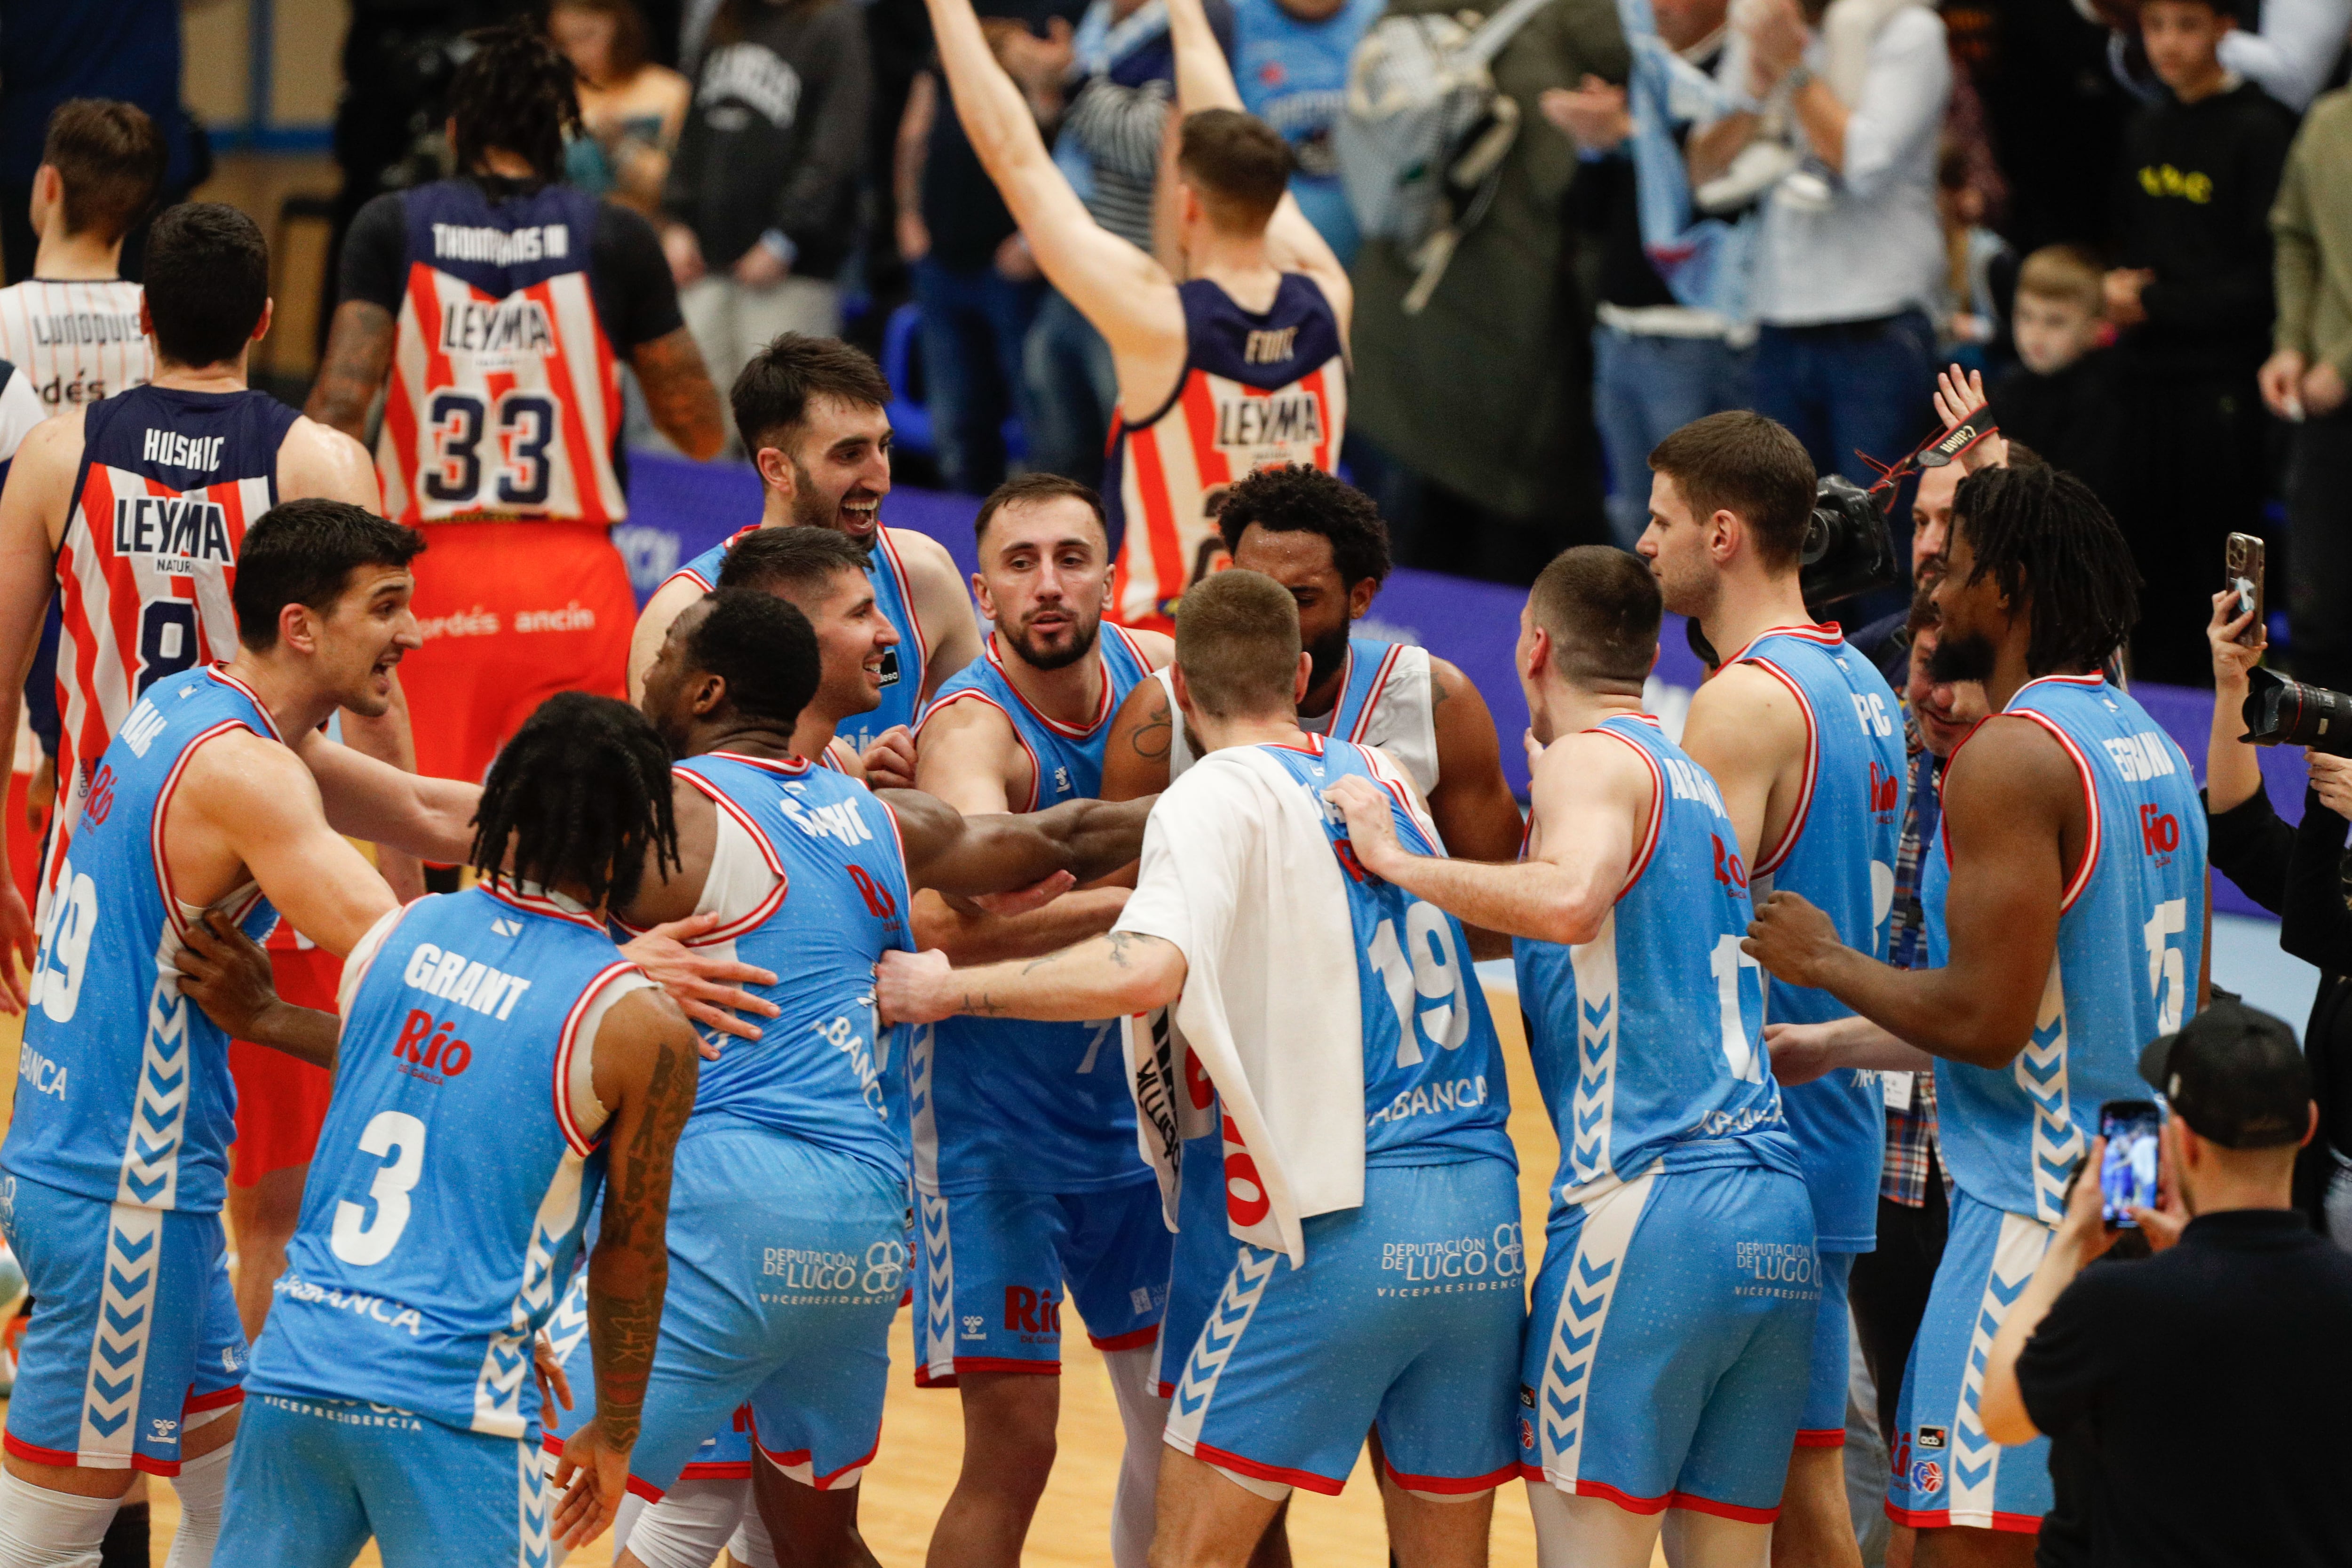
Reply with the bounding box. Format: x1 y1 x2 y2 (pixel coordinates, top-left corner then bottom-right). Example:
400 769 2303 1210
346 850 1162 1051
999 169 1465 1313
627 334 982 784
907 475 1172 1568
1746 464 2208 1567
929 0 1350 630
307 22 726 786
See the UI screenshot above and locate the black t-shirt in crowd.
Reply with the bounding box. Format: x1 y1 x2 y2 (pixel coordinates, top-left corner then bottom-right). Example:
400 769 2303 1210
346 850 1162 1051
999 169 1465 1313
336 178 684 353
2014 1209 2352 1567
919 0 1089 272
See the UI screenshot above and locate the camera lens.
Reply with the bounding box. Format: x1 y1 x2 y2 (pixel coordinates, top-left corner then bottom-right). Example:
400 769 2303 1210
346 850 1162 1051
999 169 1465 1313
2242 669 2352 757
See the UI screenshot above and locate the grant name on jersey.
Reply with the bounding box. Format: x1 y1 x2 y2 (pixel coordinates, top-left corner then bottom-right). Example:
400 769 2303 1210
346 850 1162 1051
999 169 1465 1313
1216 389 1325 453
429 222 570 265
112 496 232 571
400 941 535 1020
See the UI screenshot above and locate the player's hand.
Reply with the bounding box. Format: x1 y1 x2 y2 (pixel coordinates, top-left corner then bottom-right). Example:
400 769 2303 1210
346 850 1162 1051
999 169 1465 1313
532 1331 573 1415
876 947 957 1025
172 910 281 1039
1741 890 1844 987
2207 589 2264 691
2307 751 2352 820
2056 1135 2123 1264
2259 348 2308 419
1321 775 1405 877
0 877 32 1014
551 1417 633 1549
1931 364 2008 473
620 912 780 1043
860 726 919 792
1762 1021 1843 1086
969 868 1075 917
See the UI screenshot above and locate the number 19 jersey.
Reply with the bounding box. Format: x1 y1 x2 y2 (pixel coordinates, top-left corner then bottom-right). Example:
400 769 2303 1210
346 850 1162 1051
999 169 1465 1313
1515 715 1797 1202
247 884 652 1438
1923 674 2207 1224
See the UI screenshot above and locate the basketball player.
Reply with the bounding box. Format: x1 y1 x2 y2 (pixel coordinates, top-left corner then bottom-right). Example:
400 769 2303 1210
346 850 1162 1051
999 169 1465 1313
627 334 983 780
307 23 727 787
1101 464 1522 880
0 99 161 412
1324 547 1818 1568
1637 411 1904 1568
556 588 1155 1568
879 570 1523 1568
907 474 1172 1568
928 0 1350 631
1745 464 2208 1568
0 501 491 1568
180 692 702 1566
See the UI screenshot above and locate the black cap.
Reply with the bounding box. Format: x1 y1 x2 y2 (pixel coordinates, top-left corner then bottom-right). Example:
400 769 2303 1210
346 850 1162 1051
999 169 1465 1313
2137 1000 2312 1149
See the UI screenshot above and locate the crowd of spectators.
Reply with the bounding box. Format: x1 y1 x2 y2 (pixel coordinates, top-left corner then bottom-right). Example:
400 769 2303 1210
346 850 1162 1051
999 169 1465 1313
408 0 2346 693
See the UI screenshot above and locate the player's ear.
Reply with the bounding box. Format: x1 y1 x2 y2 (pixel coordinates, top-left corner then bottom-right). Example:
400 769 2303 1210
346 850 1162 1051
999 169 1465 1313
1710 509 1741 564
137 294 153 341
1170 662 1197 724
250 298 274 347
1294 650 1311 704
1347 574 1377 619
277 601 318 657
691 671 726 717
755 446 795 496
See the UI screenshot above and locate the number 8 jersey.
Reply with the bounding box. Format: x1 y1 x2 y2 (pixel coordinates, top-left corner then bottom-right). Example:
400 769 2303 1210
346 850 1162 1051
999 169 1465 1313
369 178 632 525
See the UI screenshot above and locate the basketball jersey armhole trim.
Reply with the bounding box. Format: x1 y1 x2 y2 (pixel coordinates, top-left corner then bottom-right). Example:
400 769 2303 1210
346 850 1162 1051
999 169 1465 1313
150 717 267 944
555 959 646 1155
1737 654 1818 877
876 528 928 684
672 766 791 940
914 689 1041 814
1347 643 1405 746
872 796 918 942
338 902 415 1015
2002 708 2102 913
1591 721 1666 898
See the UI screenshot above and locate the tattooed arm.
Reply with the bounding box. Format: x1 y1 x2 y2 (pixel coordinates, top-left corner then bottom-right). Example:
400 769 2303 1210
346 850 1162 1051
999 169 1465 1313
877 929 1186 1024
1099 675 1176 803
306 301 396 444
554 985 700 1548
628 326 726 461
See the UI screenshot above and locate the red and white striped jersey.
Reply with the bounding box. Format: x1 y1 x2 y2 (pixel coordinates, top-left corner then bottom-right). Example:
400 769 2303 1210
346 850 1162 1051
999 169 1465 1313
42 384 299 915
373 179 627 525
1104 274 1346 632
0 278 151 414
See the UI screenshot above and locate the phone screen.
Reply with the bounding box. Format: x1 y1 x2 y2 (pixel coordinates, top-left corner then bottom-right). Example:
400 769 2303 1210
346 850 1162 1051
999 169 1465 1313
2099 1101 2162 1226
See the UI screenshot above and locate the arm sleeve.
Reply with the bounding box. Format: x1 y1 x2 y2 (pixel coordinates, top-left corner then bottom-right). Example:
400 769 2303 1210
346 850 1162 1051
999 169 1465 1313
774 8 874 247
2280 787 2352 973
2012 1269 2120 1440
1837 10 1951 204
1066 76 1173 181
591 205 687 348
2140 111 2293 334
2205 782 2295 916
335 193 411 314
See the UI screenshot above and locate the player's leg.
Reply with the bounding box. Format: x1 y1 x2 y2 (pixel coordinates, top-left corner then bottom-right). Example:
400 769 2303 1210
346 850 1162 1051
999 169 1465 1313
1772 1249 1863 1568
209 1396 372 1568
1884 1194 2050 1568
159 1227 251 1568
614 1477 753 1568
1524 1484 1662 1568
1150 1451 1287 1568
223 1162 307 1340
917 1187 1065 1568
1057 1183 1175 1568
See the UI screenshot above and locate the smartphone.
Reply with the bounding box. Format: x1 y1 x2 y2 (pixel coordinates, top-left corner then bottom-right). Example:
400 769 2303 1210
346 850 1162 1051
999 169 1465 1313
2225 533 2265 647
2099 1099 2162 1227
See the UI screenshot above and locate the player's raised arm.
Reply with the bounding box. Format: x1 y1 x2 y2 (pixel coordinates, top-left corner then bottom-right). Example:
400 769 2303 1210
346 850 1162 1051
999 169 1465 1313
1742 714 2073 1068
922 0 1181 355
1161 0 1350 328
556 983 700 1547
1326 729 1644 944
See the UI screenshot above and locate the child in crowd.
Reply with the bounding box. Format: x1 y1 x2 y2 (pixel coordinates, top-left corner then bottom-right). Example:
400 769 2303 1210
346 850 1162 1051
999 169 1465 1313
1989 244 2118 490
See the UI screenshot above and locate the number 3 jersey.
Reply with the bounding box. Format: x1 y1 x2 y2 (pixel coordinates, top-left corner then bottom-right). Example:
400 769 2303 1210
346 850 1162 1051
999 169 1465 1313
247 884 654 1437
1922 674 2206 1224
45 386 300 911
6 667 286 1215
911 627 1158 1197
348 176 676 525
1514 715 1798 1205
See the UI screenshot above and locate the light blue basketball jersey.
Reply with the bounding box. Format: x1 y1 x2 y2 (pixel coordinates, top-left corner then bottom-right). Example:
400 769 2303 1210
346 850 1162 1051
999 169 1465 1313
7 666 283 1216
1263 736 1515 1166
1231 0 1384 262
670 752 918 1180
1733 624 1906 1250
913 626 1158 1195
1515 714 1798 1202
246 885 640 1437
667 524 927 753
1923 674 2207 1224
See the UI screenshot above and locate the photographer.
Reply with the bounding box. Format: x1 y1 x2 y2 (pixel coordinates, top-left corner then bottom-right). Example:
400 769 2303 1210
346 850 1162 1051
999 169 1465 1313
2204 594 2352 1242
1978 1003 2352 1566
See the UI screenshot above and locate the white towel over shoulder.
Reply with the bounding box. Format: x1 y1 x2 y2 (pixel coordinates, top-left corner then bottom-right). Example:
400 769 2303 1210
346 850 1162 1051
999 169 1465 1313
1114 745 1370 1266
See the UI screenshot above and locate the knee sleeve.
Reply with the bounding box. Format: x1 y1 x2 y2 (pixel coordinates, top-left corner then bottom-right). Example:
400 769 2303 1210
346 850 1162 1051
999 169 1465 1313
0 1468 124 1568
1102 1346 1170 1568
1525 1478 1660 1568
1206 1462 1291 1505
161 1443 231 1568
727 1500 776 1568
618 1479 748 1568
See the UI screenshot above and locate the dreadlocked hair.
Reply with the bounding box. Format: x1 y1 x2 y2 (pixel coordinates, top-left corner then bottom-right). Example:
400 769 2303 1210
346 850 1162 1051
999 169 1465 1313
471 692 678 913
450 23 581 182
1951 463 2140 677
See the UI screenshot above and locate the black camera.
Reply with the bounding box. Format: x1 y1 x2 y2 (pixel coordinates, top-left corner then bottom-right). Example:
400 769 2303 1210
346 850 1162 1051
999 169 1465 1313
2242 668 2352 757
1800 475 1900 612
